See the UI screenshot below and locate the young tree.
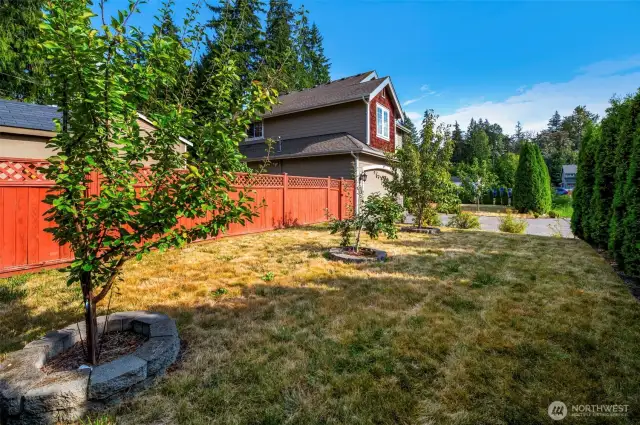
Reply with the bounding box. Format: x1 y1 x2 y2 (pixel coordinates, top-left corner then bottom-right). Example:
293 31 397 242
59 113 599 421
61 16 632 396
513 142 552 214
40 0 277 364
329 194 403 253
0 0 51 102
458 158 497 211
384 109 459 227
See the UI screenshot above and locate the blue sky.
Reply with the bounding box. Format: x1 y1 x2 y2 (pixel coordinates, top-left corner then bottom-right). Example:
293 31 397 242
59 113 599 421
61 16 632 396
101 0 640 133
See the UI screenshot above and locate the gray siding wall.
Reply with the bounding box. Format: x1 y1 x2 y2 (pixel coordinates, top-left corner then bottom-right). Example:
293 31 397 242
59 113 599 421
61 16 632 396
264 101 367 143
249 154 355 179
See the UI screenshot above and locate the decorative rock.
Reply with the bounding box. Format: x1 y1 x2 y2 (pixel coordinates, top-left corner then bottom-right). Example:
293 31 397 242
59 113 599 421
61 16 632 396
400 226 441 235
327 247 387 263
23 370 89 413
89 355 147 400
133 336 179 376
0 311 179 425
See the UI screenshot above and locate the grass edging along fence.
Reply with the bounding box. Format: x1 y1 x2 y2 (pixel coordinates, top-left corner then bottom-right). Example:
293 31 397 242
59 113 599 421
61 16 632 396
0 157 355 277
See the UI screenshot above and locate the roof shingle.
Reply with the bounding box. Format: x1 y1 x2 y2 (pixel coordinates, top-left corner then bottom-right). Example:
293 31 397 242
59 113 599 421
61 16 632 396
0 99 60 132
239 132 387 161
264 72 387 118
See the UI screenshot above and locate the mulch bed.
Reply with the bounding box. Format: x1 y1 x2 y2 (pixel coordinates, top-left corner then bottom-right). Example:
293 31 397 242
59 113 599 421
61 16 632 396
42 331 146 374
340 247 377 257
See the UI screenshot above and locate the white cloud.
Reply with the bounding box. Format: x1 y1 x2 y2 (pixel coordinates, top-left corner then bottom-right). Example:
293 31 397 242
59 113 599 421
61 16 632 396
405 111 422 127
403 84 438 106
439 56 640 133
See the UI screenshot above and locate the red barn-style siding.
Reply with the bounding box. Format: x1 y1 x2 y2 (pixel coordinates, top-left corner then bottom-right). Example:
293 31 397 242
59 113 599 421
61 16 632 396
369 87 395 152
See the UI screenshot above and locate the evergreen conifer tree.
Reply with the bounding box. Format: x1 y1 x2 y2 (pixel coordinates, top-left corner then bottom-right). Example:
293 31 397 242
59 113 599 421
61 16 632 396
513 142 552 214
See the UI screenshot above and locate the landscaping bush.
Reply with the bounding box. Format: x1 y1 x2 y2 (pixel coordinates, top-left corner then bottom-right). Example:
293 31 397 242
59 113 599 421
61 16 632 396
548 210 559 219
499 211 528 234
447 212 481 230
513 142 552 214
551 194 573 218
420 206 442 227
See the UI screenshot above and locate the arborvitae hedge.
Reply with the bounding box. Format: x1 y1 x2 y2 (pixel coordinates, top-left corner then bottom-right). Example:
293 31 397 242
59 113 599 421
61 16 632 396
572 90 640 277
513 142 552 214
571 122 599 239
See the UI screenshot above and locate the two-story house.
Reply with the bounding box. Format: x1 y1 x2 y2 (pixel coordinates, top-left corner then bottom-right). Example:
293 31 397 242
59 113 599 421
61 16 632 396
239 71 411 202
561 164 577 189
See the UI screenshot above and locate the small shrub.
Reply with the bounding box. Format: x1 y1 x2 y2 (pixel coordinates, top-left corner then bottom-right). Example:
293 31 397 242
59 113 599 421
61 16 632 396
261 272 275 282
447 212 481 230
499 212 528 234
548 210 559 218
420 206 442 227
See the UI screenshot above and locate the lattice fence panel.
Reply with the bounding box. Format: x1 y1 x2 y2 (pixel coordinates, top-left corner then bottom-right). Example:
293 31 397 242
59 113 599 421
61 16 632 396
0 159 51 183
288 176 328 188
330 179 341 189
233 173 284 187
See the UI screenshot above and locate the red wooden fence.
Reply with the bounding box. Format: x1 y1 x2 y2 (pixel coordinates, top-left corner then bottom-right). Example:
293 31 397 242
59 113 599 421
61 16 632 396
0 158 355 277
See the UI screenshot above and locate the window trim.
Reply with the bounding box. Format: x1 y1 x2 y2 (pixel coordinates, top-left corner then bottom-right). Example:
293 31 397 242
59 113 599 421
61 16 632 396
376 103 390 141
245 121 264 141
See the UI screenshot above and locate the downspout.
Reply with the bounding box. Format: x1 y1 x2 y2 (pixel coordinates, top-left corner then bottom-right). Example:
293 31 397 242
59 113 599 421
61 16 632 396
350 150 359 214
362 95 370 145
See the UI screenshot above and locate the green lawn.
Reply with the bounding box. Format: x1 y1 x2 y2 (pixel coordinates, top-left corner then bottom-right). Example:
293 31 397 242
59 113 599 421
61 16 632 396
551 194 574 218
1 226 639 424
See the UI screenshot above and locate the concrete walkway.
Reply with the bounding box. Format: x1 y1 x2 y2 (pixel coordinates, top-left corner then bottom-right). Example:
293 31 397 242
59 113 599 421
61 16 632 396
405 214 574 238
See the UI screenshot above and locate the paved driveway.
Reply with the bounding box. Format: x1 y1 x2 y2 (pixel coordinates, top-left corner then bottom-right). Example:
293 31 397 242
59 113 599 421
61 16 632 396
405 214 574 238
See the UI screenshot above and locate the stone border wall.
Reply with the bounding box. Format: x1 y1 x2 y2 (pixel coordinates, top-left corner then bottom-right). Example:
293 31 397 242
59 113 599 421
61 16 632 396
0 311 179 425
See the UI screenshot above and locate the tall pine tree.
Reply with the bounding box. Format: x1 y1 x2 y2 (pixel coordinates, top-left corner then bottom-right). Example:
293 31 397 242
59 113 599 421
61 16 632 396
451 121 465 163
263 0 297 92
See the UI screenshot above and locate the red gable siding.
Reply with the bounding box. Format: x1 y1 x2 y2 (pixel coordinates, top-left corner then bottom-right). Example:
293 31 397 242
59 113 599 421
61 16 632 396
369 87 395 152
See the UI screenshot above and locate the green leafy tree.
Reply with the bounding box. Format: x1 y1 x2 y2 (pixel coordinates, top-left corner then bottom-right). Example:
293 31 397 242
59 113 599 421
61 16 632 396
0 0 51 102
329 194 403 253
39 0 277 363
458 158 497 211
494 152 519 188
386 109 459 227
467 128 491 163
513 142 552 214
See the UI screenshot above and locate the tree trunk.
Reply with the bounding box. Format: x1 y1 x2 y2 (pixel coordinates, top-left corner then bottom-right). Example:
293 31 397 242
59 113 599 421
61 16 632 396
354 224 364 253
81 271 98 365
417 206 423 229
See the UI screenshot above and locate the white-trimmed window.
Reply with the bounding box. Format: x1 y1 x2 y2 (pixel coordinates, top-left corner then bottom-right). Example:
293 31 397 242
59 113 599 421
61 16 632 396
376 104 390 140
246 121 263 140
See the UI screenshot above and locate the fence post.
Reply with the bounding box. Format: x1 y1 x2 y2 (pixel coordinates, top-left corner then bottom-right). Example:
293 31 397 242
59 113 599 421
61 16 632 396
282 173 288 227
339 178 344 220
326 177 331 218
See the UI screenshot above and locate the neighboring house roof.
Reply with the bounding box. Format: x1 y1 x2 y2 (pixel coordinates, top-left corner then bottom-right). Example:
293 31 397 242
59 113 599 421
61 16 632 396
451 176 462 186
0 99 59 132
240 132 387 161
562 164 577 174
263 71 403 119
0 99 191 146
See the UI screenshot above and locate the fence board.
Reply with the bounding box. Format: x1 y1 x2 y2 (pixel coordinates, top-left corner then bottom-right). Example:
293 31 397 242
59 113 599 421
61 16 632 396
0 159 355 277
